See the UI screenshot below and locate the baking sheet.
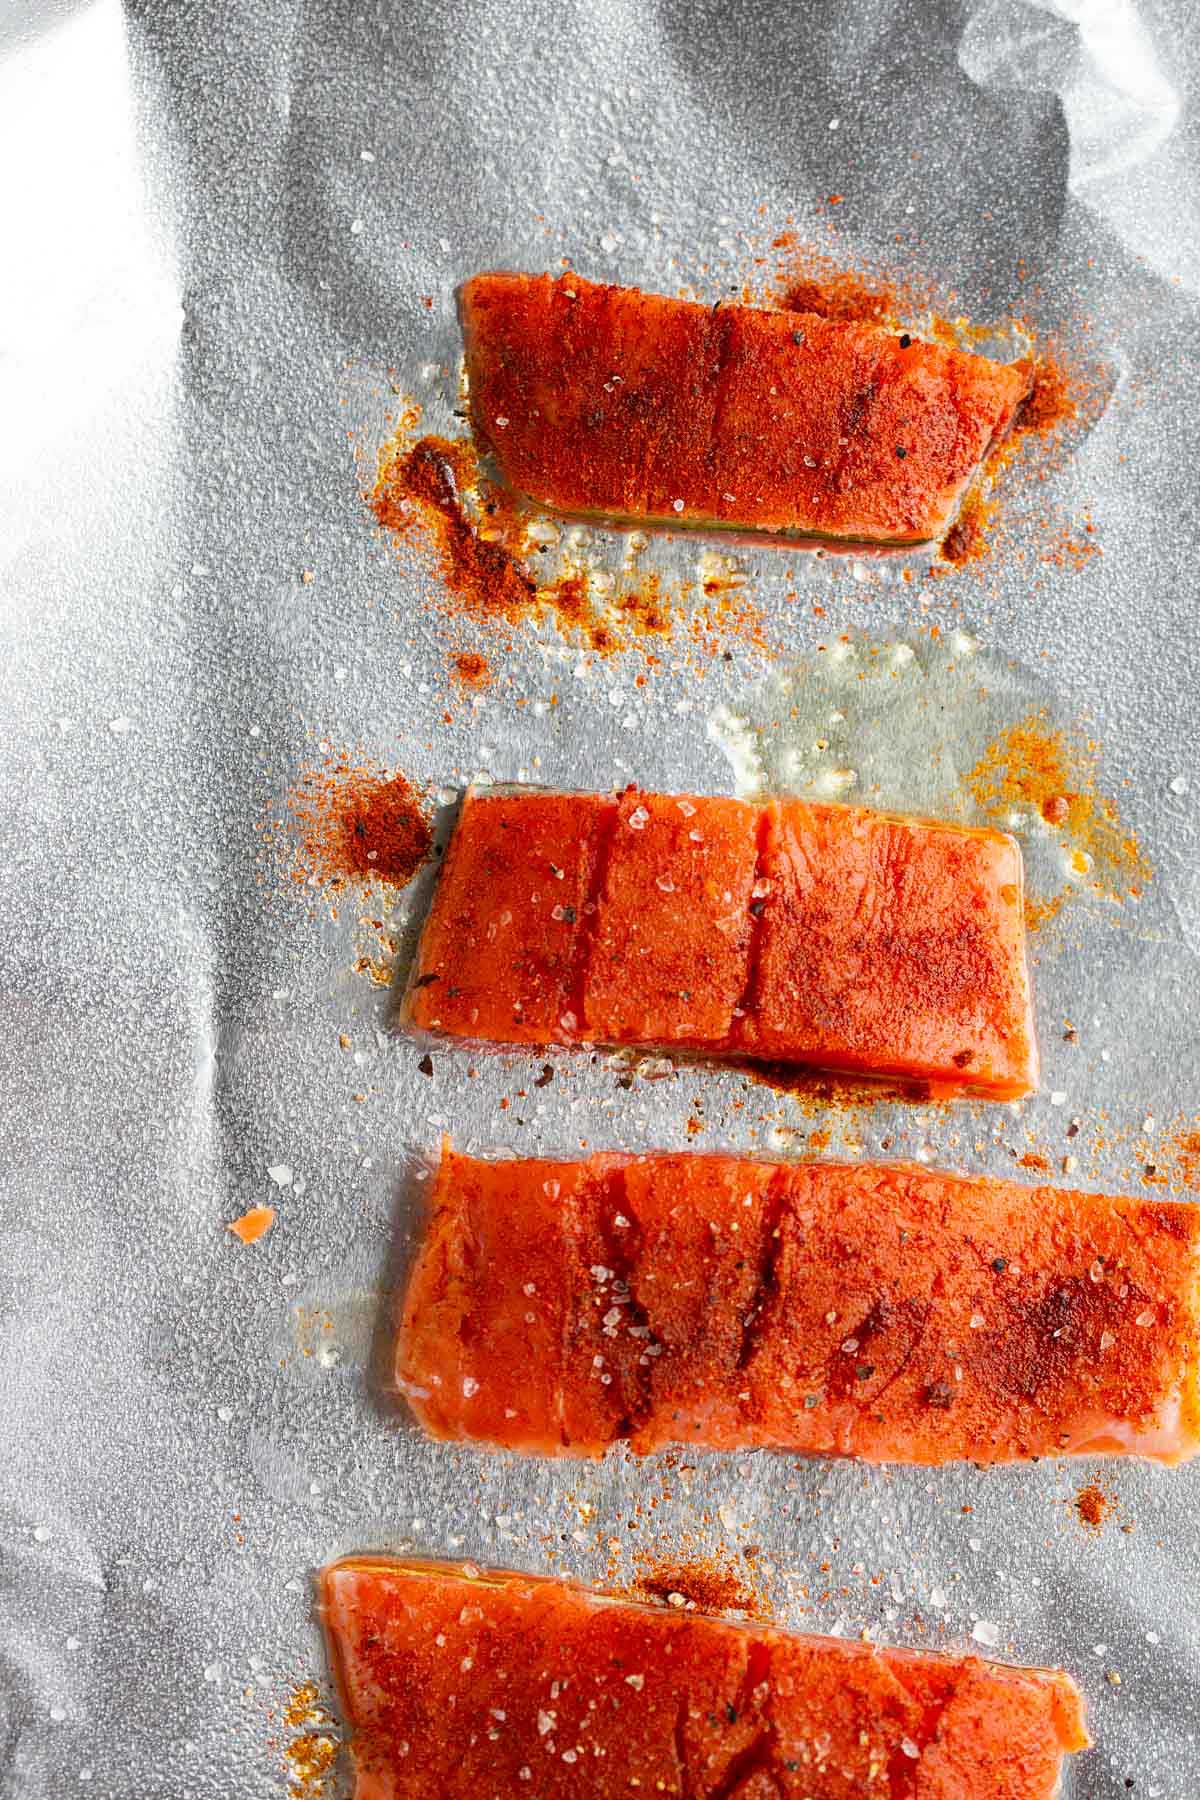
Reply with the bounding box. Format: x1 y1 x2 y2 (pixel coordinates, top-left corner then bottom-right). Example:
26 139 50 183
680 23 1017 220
3 0 1200 1793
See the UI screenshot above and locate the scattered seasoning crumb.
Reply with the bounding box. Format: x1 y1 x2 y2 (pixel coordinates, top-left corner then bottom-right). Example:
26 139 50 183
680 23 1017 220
1074 1482 1114 1532
283 753 433 897
450 650 493 690
281 1684 341 1798
369 421 764 658
626 1555 767 1619
941 472 1007 568
772 245 910 324
964 714 1152 928
227 1205 276 1245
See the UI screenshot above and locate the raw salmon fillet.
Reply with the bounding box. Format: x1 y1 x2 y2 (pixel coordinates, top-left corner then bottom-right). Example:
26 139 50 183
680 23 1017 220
461 272 1031 548
403 786 1037 1099
321 1557 1089 1799
398 1147 1200 1464
404 788 613 1044
583 789 762 1045
740 798 1035 1093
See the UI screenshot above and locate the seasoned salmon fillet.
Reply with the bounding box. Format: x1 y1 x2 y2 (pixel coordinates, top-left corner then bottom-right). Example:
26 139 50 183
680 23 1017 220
406 788 614 1043
740 798 1034 1091
403 787 1037 1099
461 272 1031 548
321 1557 1089 1799
584 789 762 1046
398 1148 1200 1465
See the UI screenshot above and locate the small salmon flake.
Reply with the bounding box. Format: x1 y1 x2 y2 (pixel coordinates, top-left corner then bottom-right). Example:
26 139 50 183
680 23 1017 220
227 1205 276 1244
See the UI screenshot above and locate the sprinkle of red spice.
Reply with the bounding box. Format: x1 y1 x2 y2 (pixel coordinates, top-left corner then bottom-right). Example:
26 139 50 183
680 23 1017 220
373 434 537 622
370 422 766 658
450 650 493 690
1074 1482 1113 1531
632 1557 765 1617
285 756 433 895
776 262 903 325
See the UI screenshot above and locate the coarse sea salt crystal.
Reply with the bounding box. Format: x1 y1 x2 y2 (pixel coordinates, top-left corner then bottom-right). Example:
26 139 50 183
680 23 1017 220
971 1621 999 1647
462 1376 479 1398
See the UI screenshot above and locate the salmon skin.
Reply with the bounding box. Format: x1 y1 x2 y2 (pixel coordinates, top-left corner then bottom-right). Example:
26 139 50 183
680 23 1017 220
402 785 1037 1099
461 271 1031 549
321 1556 1089 1799
398 1147 1200 1465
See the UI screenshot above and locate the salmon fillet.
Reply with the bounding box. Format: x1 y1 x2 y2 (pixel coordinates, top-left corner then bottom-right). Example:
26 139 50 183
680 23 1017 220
321 1557 1089 1799
398 1147 1200 1465
461 272 1031 548
403 787 1037 1099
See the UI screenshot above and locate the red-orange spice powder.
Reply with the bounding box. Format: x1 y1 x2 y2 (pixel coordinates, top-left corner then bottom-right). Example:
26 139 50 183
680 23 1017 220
285 754 433 895
281 1683 340 1798
371 426 767 660
374 434 537 622
450 650 493 690
630 1555 768 1619
1074 1483 1113 1531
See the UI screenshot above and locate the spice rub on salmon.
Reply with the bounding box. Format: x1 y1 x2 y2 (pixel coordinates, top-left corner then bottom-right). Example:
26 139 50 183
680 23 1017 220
402 786 1037 1099
321 1557 1089 1799
461 271 1031 549
398 1148 1200 1465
